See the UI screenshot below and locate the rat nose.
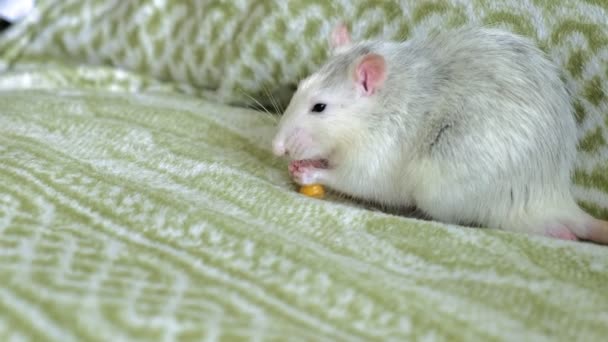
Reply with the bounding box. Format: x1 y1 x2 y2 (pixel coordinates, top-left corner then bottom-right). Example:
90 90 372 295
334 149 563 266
272 138 287 156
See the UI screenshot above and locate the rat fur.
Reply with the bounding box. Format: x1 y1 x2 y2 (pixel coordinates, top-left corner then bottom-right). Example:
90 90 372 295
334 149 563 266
272 24 608 244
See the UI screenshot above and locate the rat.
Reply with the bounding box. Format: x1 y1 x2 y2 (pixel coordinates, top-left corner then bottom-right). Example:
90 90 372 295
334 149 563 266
271 24 608 244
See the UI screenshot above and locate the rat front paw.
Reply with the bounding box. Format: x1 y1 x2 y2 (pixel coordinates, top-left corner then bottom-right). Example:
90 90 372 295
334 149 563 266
288 160 327 185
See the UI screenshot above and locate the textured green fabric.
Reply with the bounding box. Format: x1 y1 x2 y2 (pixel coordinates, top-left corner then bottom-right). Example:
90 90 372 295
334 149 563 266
1 0 608 340
1 68 608 341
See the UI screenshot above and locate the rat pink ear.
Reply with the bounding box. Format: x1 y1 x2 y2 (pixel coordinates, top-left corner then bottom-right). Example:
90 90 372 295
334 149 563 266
330 24 352 51
354 53 387 96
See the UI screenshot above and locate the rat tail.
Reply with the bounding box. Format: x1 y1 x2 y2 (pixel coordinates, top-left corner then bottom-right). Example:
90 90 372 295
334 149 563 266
583 218 608 244
554 206 608 245
524 198 608 245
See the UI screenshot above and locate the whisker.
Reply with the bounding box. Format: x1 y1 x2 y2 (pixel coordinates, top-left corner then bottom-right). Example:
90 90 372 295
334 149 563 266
278 89 288 113
263 85 282 115
273 87 286 114
237 87 279 124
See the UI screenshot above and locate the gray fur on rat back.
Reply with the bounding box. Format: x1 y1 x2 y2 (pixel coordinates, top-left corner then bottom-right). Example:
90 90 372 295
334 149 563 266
275 26 593 237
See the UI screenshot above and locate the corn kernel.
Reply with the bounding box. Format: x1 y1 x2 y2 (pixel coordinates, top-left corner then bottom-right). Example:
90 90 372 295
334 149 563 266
299 184 325 199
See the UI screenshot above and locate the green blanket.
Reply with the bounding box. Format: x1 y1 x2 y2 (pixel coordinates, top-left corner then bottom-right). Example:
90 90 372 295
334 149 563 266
1 0 607 341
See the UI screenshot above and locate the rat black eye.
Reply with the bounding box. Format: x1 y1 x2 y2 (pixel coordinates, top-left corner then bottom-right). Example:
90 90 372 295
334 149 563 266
311 103 326 113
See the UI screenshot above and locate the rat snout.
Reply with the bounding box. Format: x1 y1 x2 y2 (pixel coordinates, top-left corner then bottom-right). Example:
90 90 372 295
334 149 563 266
272 137 287 157
272 127 292 157
273 127 319 161
272 127 307 158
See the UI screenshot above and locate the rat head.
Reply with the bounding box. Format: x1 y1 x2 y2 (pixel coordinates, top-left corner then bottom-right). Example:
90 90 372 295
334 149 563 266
272 25 388 169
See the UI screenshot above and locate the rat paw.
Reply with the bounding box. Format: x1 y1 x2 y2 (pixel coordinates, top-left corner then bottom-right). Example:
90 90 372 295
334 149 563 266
288 160 328 185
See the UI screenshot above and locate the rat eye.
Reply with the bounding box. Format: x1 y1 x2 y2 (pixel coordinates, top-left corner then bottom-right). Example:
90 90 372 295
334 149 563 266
311 103 326 113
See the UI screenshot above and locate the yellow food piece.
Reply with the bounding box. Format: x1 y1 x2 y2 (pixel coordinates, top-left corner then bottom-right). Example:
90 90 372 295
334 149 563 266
299 184 325 198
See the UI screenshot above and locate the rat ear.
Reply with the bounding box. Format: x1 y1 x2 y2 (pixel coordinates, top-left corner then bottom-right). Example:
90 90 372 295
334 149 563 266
330 24 352 52
354 53 387 96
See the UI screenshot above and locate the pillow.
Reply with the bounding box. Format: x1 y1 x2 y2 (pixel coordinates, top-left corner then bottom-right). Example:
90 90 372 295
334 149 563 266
0 1 604 106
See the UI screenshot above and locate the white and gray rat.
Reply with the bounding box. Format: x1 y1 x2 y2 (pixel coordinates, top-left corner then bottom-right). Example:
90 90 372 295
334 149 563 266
272 24 608 244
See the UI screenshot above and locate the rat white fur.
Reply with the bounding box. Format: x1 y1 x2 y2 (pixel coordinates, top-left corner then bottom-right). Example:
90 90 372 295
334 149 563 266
272 25 608 244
